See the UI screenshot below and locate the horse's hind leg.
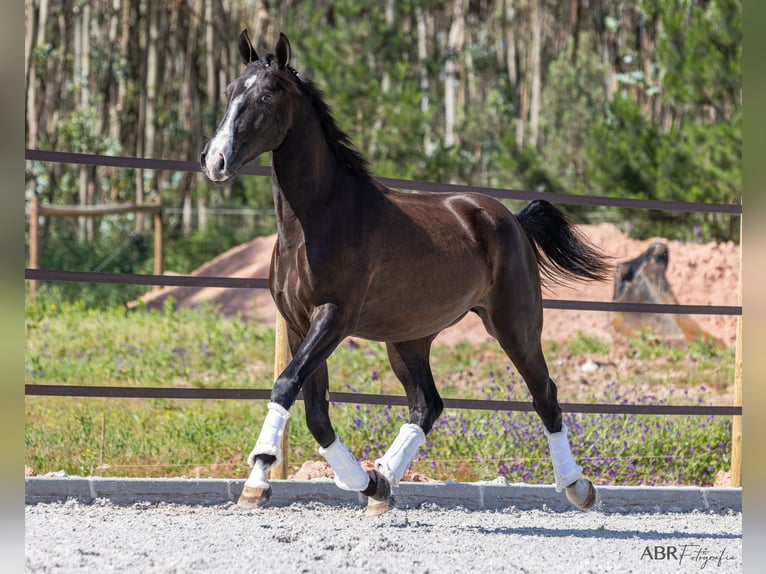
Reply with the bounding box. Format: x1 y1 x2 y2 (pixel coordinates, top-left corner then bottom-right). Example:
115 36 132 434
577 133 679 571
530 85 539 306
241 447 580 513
479 293 596 510
365 338 443 516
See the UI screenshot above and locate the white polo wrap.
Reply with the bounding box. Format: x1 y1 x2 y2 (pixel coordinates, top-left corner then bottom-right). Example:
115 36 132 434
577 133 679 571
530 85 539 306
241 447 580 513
375 423 426 487
318 435 370 491
244 460 270 490
544 423 583 492
247 402 291 466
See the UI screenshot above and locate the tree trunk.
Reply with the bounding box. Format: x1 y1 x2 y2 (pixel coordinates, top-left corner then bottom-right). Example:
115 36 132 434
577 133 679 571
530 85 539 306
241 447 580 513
110 0 131 156
82 1 93 243
144 1 159 164
205 0 218 121
529 0 542 149
183 193 193 236
180 0 203 236
74 3 90 239
503 0 524 150
26 0 49 150
369 0 396 157
571 0 581 65
137 0 160 231
24 0 36 89
445 0 465 150
416 8 434 156
252 1 270 42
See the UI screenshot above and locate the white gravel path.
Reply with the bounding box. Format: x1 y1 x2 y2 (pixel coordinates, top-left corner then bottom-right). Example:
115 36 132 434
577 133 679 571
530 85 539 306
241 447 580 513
25 500 741 573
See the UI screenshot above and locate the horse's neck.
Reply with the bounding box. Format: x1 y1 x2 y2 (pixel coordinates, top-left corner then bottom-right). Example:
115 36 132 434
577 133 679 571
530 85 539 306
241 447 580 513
271 122 369 240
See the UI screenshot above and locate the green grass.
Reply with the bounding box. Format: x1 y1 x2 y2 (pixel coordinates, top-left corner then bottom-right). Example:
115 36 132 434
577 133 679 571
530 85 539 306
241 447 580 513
25 294 735 486
546 331 611 356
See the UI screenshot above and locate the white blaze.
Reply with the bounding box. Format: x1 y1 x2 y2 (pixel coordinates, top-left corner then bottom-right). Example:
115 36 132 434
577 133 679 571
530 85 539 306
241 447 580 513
204 93 244 176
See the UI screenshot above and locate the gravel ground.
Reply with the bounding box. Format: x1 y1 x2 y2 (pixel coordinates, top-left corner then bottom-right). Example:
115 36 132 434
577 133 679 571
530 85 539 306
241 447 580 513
25 500 741 573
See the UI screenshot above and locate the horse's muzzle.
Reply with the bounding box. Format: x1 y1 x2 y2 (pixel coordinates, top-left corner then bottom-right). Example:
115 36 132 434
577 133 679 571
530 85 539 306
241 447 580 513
200 149 234 183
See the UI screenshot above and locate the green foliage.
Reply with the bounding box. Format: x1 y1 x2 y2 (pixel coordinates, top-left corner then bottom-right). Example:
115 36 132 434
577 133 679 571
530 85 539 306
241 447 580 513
547 332 611 356
25 299 274 389
527 1 741 240
31 216 154 307
585 94 740 240
537 33 610 199
626 326 733 363
649 0 742 112
25 0 742 310
163 210 277 276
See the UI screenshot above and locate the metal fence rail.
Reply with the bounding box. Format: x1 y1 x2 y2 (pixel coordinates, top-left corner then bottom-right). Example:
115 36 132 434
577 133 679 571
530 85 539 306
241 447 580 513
26 148 742 214
24 384 742 417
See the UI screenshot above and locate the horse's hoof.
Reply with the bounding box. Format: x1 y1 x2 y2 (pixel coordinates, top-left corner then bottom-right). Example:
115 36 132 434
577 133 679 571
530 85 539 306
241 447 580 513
366 496 394 517
565 478 597 510
363 469 394 517
237 484 272 509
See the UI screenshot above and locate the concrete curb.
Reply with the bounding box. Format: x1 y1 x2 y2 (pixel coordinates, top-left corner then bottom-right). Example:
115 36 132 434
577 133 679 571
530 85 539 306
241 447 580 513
25 477 741 513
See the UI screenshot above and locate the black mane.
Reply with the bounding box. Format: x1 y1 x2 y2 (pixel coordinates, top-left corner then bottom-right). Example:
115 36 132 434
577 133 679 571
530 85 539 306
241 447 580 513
285 67 371 180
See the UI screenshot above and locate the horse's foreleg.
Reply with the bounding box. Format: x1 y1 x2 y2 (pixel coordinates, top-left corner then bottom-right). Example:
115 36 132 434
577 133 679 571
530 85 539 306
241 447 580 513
238 402 291 508
239 304 346 509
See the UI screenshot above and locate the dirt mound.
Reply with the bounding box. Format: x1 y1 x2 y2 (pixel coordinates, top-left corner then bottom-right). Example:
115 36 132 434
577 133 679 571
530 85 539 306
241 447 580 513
136 235 278 325
137 223 740 347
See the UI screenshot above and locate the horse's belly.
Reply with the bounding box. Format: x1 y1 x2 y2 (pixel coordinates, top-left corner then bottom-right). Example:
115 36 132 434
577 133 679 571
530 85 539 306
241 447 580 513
352 273 485 342
351 311 470 342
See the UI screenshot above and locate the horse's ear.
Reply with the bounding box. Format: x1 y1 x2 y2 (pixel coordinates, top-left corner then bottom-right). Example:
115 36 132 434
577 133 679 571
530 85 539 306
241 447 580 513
238 29 258 66
275 33 291 69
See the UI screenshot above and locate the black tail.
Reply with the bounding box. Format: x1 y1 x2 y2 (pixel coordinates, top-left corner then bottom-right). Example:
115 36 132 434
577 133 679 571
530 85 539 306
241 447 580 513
516 199 611 285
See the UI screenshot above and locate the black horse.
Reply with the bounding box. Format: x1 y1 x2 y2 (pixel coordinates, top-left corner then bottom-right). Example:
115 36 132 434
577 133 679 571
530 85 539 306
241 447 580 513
201 31 610 515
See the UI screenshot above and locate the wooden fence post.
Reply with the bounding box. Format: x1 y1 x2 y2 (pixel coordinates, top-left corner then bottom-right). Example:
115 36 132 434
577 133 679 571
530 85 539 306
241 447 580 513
270 311 292 479
28 194 40 301
731 216 743 486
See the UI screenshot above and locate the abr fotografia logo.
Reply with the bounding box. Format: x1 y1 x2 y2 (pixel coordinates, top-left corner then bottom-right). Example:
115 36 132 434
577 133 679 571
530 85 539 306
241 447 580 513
640 544 737 568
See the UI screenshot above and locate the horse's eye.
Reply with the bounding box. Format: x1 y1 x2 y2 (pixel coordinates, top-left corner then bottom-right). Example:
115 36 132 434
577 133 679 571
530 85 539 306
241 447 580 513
260 93 273 104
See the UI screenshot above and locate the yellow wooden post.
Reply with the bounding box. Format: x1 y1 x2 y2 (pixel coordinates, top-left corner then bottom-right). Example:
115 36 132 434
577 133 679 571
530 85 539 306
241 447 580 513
28 195 40 301
731 216 743 486
270 311 291 479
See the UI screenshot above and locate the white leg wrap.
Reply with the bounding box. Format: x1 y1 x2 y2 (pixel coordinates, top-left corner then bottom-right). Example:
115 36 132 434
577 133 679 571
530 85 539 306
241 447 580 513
247 402 291 467
375 423 426 487
318 435 370 491
244 460 270 490
544 423 583 492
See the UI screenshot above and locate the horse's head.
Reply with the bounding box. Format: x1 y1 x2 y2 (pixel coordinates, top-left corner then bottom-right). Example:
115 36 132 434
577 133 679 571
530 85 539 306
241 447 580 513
201 31 299 183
